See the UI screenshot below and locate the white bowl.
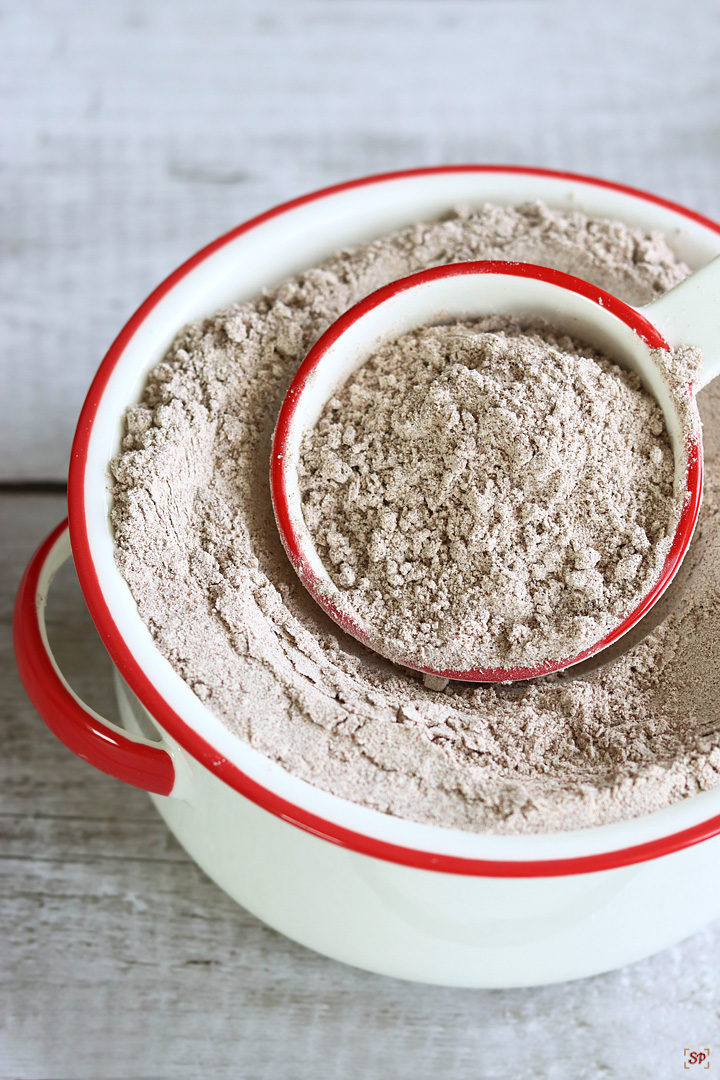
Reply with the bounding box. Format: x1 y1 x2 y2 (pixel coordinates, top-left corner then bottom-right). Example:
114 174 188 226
15 166 720 987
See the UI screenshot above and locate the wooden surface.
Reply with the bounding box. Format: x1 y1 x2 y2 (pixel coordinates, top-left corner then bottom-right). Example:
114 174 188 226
4 1 720 1077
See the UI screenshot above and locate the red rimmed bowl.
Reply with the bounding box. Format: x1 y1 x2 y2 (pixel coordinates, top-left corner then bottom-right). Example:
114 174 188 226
14 166 720 987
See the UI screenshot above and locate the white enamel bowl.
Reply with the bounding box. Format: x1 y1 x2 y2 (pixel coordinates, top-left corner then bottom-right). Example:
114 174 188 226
14 167 720 987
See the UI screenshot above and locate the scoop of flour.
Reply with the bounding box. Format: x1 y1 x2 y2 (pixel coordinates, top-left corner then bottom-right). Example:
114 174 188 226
299 318 682 671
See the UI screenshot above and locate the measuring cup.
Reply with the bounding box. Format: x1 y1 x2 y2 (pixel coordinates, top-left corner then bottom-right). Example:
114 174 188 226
270 258 720 682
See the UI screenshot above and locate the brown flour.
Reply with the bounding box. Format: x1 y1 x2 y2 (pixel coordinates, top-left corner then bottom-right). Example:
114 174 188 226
111 202 720 835
299 318 682 672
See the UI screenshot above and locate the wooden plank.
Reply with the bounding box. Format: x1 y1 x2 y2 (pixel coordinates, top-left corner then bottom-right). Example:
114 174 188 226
4 494 720 1078
0 814 188 865
3 0 720 479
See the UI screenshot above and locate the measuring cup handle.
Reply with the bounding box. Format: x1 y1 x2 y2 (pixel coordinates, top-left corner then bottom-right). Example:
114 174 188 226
638 254 720 391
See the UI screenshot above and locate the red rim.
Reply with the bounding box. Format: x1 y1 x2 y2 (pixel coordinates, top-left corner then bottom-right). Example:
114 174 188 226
68 165 720 876
270 259 703 682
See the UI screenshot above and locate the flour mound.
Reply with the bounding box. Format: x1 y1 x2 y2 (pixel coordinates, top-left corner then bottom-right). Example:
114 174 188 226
299 318 680 671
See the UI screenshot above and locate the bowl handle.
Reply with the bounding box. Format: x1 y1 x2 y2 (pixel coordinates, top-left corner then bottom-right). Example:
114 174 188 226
14 520 177 795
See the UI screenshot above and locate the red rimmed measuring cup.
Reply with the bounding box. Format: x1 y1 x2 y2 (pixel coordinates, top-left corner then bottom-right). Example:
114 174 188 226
270 259 720 682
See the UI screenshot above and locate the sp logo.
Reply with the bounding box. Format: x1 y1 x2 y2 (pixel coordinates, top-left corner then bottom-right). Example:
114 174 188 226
685 1048 711 1069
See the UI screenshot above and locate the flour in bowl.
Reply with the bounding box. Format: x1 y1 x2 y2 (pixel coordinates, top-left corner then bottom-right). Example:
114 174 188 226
111 202 720 835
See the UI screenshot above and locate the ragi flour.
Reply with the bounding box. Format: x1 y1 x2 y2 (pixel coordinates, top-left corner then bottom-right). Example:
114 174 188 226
298 319 682 673
112 202 720 835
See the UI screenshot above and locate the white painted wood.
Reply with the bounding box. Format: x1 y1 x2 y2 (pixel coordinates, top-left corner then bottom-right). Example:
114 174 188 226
3 0 720 478
3 492 720 1078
